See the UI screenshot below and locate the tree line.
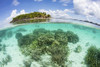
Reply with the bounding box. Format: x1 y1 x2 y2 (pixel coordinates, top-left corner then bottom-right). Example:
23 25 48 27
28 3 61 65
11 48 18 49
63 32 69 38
11 12 51 22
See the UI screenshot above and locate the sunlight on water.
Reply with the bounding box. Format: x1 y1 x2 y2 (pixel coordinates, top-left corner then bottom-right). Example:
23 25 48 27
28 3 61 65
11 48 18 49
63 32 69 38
0 23 100 67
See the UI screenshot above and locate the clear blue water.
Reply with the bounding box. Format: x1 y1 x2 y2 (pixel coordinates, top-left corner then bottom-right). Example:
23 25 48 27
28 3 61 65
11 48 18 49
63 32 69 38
0 23 100 67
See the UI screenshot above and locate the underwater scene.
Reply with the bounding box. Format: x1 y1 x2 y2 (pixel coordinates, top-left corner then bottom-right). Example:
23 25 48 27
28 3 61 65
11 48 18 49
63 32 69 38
0 23 100 67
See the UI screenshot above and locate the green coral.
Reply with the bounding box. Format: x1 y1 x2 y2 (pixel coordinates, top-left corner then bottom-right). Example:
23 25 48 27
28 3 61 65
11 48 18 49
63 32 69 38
6 31 13 38
85 46 100 67
17 28 79 67
74 45 82 53
15 33 23 39
54 29 68 45
66 31 79 44
48 44 69 67
18 34 34 46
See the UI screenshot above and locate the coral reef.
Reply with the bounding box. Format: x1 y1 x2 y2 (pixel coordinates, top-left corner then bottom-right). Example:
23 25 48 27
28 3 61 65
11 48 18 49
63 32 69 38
0 44 6 52
6 31 13 38
0 29 13 39
15 28 27 33
0 29 8 39
17 28 79 67
85 46 100 67
15 33 23 39
0 39 2 42
74 45 82 53
0 55 12 66
0 44 12 66
66 31 79 44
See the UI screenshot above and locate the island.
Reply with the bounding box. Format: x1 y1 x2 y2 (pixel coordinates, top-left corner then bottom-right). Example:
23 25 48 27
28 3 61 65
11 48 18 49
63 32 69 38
10 12 51 24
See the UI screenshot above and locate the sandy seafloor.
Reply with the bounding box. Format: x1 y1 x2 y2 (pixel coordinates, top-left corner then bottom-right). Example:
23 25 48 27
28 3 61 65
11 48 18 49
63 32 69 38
0 22 100 67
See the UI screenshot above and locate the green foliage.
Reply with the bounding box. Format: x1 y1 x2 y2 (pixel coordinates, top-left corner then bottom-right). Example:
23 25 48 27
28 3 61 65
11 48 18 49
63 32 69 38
17 28 79 67
85 46 100 67
11 12 51 23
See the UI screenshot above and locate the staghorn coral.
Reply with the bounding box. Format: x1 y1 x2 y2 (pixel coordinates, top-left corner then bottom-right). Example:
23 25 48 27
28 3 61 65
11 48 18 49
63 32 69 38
54 29 68 45
85 46 100 67
66 31 79 44
48 44 69 67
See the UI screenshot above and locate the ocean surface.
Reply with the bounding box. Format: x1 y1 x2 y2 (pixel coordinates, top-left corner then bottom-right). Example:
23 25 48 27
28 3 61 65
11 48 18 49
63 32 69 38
0 22 100 67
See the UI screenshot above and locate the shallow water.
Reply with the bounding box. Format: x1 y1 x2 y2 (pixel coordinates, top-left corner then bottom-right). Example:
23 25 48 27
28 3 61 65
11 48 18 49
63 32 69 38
0 23 100 67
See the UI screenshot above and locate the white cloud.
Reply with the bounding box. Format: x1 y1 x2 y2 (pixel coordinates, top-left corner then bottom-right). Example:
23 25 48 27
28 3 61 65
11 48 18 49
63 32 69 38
62 3 67 6
52 0 70 6
34 0 42 1
0 9 26 28
6 9 26 22
52 0 56 2
12 0 20 6
59 0 70 3
73 0 100 19
39 9 72 19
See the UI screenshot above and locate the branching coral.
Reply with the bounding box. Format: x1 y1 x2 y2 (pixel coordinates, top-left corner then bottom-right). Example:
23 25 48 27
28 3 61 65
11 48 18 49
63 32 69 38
74 45 82 53
66 31 79 44
54 29 68 45
17 28 79 67
85 46 100 67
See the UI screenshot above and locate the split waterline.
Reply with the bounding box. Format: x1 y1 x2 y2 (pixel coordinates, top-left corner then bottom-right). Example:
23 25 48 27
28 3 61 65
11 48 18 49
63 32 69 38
0 22 100 67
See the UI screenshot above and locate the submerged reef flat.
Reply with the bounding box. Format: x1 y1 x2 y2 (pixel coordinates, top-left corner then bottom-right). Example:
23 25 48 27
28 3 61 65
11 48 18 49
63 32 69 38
17 28 79 67
0 43 12 67
0 29 13 40
85 46 100 67
0 23 100 67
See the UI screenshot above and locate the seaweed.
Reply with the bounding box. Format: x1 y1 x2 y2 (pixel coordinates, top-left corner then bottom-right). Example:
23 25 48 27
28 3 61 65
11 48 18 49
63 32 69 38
18 28 79 67
85 46 100 67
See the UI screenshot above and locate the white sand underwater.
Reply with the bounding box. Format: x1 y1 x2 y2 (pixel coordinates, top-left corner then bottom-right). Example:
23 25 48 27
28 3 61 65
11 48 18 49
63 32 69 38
0 23 100 67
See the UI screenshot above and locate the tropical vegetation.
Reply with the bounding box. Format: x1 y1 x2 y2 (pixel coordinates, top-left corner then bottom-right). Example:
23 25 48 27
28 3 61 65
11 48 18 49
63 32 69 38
10 12 51 24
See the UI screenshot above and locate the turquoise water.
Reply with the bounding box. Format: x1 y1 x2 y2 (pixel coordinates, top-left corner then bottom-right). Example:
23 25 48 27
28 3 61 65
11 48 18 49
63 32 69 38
0 23 100 67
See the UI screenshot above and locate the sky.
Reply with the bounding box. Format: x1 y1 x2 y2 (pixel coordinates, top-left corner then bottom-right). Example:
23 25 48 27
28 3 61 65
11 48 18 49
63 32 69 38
0 0 100 27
